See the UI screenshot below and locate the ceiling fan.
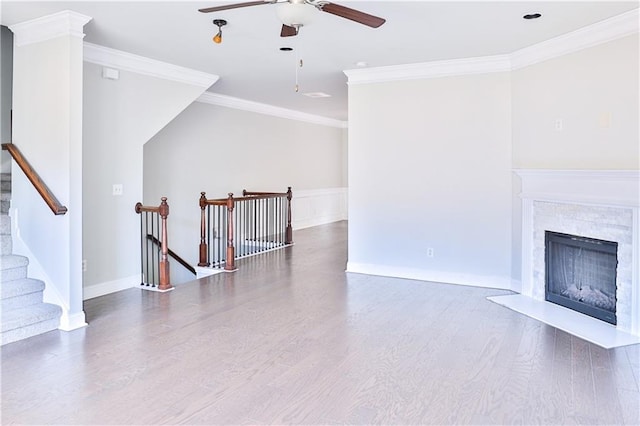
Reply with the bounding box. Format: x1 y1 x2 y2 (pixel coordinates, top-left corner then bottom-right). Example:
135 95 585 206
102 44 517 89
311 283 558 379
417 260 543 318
198 0 386 37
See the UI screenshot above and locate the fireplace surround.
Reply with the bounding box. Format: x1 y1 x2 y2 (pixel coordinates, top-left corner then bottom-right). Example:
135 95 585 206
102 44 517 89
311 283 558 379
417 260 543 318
492 170 639 347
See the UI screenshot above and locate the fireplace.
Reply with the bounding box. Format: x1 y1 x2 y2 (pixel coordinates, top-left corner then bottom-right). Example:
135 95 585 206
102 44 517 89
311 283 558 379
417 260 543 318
545 231 618 325
511 169 640 344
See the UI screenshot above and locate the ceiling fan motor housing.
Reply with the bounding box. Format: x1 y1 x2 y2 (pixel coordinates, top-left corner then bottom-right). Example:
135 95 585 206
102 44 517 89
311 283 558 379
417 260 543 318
276 1 318 27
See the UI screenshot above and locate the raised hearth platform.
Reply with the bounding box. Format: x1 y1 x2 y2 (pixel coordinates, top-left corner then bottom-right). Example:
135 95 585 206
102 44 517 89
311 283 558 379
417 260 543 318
488 294 640 349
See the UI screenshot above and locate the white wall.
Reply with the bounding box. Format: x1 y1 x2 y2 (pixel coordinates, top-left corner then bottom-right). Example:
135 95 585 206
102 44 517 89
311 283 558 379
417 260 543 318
1 26 12 172
512 34 639 170
143 101 346 274
347 72 513 289
82 62 209 298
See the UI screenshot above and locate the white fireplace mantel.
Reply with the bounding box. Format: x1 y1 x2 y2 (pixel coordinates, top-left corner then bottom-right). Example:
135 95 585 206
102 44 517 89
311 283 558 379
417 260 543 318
515 169 640 207
497 169 640 347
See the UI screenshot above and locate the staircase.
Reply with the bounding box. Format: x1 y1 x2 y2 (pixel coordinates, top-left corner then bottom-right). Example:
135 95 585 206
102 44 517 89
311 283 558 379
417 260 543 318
1 173 62 345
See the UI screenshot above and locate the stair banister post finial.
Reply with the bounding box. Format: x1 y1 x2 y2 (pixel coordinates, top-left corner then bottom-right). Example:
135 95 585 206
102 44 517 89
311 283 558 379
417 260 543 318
158 197 172 291
225 193 236 271
285 187 293 244
198 192 209 267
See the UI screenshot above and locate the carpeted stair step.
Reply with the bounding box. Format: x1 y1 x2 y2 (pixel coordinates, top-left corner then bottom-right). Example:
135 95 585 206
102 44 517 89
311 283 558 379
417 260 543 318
0 182 9 193
0 173 10 193
1 278 45 311
1 303 61 345
0 192 9 215
1 214 10 234
1 210 11 255
1 255 29 282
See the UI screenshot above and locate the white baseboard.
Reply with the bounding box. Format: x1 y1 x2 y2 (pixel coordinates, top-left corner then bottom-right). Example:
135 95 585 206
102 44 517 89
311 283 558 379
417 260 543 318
346 262 512 290
292 187 347 230
59 311 88 331
83 274 140 300
195 266 225 279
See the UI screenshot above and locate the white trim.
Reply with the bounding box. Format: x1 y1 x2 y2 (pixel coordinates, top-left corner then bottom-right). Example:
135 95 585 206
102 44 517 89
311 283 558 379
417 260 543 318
9 10 92 47
344 55 511 85
196 92 347 128
195 266 225 279
346 262 512 290
511 8 639 70
514 169 640 207
291 187 348 230
58 312 88 332
83 42 220 89
344 9 639 85
83 274 139 300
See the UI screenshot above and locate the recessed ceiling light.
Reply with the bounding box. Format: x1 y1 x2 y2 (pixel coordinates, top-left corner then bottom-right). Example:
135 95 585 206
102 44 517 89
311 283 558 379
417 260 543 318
523 13 542 20
303 92 331 98
280 47 293 51
355 61 368 68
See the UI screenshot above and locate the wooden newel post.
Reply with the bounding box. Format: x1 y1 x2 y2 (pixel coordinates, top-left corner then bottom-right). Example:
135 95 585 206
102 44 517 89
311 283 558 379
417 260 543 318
198 192 209 267
285 186 293 244
158 197 172 291
225 193 236 271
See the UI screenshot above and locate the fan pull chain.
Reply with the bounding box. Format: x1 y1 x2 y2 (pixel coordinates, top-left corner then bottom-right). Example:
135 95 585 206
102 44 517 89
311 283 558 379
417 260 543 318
294 33 303 92
295 59 303 92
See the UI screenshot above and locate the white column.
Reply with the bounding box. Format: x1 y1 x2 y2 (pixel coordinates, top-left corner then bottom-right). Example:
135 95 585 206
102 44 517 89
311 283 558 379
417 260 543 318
10 11 91 330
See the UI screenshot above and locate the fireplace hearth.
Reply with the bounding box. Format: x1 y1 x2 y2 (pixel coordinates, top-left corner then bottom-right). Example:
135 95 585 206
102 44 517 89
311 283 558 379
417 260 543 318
545 231 618 325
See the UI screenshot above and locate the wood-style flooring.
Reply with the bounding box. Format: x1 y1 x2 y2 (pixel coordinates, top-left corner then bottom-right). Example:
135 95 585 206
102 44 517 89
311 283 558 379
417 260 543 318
2 221 639 425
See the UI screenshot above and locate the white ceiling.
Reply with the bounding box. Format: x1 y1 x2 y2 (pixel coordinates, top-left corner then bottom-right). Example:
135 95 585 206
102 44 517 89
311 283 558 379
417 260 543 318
2 1 638 121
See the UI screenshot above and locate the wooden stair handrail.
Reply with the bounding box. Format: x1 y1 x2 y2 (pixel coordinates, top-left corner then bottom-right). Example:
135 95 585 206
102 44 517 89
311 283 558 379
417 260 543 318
146 234 196 275
2 142 68 215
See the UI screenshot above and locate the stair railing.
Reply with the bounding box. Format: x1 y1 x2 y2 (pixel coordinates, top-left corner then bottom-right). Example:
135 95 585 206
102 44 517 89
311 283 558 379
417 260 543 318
146 234 196 276
199 187 293 270
2 142 67 215
135 197 172 291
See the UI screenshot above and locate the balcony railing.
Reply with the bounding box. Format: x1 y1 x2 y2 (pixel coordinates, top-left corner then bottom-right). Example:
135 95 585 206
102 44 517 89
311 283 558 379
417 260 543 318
198 187 293 270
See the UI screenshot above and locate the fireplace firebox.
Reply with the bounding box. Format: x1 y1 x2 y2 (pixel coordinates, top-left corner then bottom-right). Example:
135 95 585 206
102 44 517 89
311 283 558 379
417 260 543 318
545 231 618 325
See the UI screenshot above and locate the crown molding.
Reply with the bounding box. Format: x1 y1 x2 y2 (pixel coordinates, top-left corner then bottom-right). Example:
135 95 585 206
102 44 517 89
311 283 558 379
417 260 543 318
83 42 219 89
511 8 639 70
9 10 92 47
196 92 348 128
345 8 639 84
344 55 511 85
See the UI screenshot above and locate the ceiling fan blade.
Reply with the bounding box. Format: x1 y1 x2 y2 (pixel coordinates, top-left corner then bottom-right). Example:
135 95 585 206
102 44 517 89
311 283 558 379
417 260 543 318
280 24 298 37
319 2 386 28
198 1 274 13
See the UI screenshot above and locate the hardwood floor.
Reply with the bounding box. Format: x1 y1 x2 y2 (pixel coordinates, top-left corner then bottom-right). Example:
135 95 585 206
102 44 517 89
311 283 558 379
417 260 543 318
2 221 639 425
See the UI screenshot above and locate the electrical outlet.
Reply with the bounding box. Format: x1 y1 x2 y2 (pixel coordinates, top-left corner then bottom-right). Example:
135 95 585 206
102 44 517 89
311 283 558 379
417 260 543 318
82 259 87 272
112 184 123 196
427 248 435 258
554 119 563 131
